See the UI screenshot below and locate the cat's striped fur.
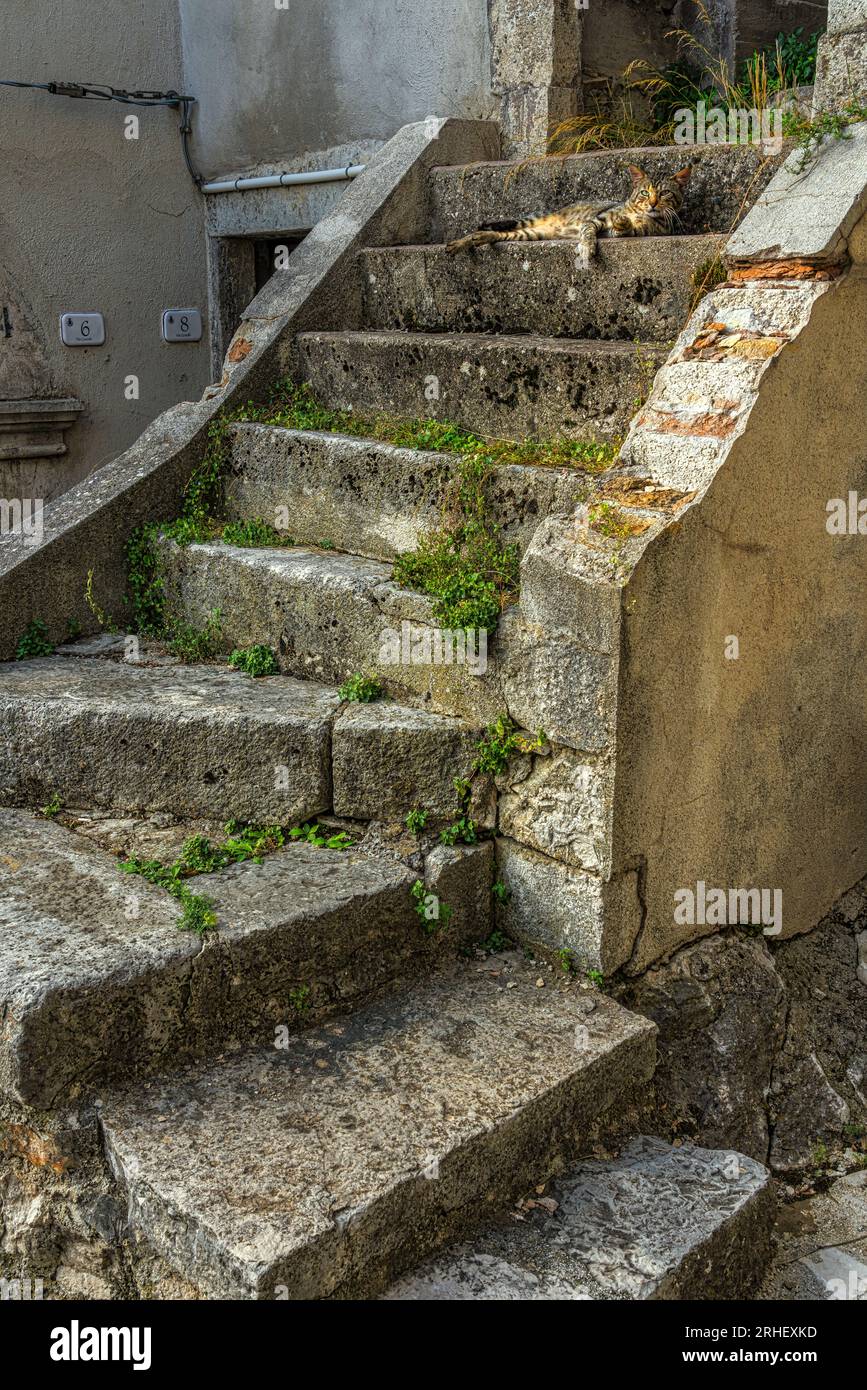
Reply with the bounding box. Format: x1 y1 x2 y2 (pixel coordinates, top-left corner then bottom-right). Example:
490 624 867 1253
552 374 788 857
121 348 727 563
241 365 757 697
445 164 692 258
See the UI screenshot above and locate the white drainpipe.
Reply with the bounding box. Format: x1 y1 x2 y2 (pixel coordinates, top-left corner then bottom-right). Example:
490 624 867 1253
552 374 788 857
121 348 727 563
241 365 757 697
200 164 366 195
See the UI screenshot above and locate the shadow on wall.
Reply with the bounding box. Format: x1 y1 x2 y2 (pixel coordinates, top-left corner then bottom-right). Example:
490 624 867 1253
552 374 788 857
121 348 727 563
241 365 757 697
580 0 830 104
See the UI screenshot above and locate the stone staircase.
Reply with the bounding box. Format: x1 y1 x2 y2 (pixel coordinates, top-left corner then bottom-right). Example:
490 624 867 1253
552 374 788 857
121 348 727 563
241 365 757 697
0 138 784 1300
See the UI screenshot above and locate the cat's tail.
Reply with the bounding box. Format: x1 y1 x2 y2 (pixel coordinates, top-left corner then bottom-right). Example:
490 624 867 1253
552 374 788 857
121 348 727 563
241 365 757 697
445 228 514 254
446 217 537 253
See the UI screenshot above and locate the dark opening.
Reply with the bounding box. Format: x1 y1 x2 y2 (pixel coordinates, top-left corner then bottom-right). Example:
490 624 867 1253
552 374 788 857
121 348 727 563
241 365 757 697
253 234 309 293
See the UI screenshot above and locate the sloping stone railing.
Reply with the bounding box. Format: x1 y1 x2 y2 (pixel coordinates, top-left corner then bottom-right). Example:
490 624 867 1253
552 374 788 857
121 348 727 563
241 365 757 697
0 118 498 661
590 124 867 972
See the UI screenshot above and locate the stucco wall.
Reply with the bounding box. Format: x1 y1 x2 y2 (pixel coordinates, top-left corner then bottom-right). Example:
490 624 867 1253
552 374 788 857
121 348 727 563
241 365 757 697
616 257 867 973
179 0 495 179
0 0 210 502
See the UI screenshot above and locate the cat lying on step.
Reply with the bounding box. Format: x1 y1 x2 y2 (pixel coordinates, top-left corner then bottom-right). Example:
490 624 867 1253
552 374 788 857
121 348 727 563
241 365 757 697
445 164 692 260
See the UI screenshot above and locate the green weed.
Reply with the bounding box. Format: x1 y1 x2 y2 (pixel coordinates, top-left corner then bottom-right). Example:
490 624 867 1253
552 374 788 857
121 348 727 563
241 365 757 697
411 879 453 934
84 570 119 634
229 644 279 677
338 673 385 703
478 926 511 955
221 517 294 549
473 715 546 778
169 609 222 664
439 817 478 847
288 985 311 1015
288 823 354 850
784 101 867 170
15 619 54 660
119 857 217 935
255 381 615 470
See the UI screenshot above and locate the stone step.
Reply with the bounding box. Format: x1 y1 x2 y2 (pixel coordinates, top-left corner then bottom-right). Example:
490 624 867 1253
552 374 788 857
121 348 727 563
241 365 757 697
156 533 635 758
154 539 645 981
383 1136 773 1300
98 957 657 1298
156 536 630 762
428 143 786 245
0 807 493 1107
224 423 585 564
294 330 667 441
156 538 514 725
0 655 479 822
358 236 718 341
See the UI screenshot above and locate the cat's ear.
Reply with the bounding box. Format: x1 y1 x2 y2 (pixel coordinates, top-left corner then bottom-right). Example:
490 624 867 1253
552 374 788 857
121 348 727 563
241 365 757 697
627 164 648 186
672 165 693 185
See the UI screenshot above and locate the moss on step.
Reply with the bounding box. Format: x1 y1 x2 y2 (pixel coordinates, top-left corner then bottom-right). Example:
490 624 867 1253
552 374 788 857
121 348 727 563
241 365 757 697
391 452 521 635
587 501 652 541
244 379 620 473
169 610 222 664
222 518 294 549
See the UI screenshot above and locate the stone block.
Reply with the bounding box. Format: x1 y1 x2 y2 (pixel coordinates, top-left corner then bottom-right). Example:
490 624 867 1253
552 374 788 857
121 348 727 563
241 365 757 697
499 747 613 875
332 702 480 821
496 836 641 972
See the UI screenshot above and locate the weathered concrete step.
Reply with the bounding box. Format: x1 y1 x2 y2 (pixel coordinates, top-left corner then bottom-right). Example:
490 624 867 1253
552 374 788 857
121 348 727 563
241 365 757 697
428 143 786 244
0 657 336 822
157 538 626 758
0 808 494 1107
0 655 479 822
225 423 584 563
358 236 718 341
99 959 657 1298
157 538 511 724
384 1136 773 1300
294 330 667 441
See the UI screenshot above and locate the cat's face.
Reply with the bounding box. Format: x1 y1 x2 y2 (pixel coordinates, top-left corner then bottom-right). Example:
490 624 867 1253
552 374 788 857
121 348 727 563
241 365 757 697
627 165 692 212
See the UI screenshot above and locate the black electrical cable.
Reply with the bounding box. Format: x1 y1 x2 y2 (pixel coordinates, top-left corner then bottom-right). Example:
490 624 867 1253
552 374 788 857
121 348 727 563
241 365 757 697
0 78 203 184
0 78 194 105
179 98 203 186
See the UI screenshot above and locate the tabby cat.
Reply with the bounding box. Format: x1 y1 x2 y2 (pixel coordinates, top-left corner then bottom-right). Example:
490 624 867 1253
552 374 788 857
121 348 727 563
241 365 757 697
445 164 692 259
